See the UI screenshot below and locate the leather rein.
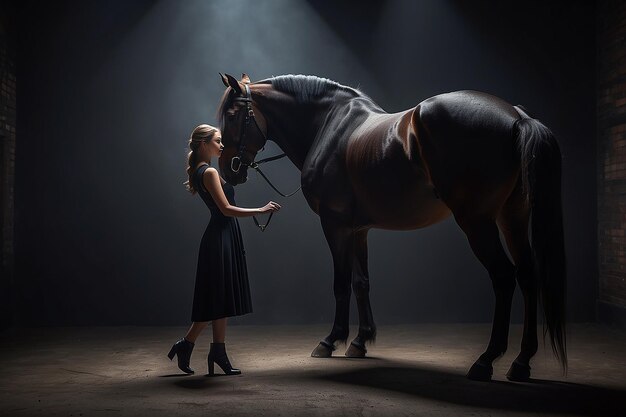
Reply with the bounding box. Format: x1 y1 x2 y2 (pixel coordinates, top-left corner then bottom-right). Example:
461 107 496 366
230 84 301 231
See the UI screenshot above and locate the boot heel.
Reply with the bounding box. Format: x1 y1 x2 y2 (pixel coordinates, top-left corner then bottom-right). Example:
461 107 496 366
167 347 176 360
207 342 241 376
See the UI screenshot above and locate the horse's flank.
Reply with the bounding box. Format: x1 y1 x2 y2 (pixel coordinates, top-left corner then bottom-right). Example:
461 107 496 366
346 108 451 230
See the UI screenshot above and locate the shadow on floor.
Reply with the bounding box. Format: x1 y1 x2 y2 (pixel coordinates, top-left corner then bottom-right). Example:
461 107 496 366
312 363 626 417
154 359 625 416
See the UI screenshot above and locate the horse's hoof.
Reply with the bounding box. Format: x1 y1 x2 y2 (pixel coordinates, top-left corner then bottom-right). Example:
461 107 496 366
506 361 531 381
467 361 493 382
345 343 367 358
311 342 334 358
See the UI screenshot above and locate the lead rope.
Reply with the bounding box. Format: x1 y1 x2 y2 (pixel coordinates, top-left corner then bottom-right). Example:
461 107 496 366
249 154 301 232
253 211 274 232
250 163 302 197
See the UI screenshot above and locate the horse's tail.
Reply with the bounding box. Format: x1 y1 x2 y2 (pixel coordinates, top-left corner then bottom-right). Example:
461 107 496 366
514 106 567 373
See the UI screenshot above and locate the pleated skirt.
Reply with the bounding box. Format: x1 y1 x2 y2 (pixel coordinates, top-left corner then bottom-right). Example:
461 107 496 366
191 216 253 322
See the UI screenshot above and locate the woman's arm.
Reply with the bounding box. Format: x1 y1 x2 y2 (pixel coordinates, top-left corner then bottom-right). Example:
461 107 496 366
202 167 280 217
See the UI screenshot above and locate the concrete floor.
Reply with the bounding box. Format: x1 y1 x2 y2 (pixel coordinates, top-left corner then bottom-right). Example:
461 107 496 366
0 324 625 417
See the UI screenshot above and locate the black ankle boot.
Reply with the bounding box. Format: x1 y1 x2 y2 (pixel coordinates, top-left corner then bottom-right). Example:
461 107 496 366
167 338 195 374
207 342 241 376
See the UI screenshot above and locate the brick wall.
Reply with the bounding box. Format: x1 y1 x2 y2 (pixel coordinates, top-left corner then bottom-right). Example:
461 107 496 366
597 0 626 325
0 14 16 329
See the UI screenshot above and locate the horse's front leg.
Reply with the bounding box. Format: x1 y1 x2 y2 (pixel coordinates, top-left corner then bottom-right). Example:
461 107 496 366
345 229 376 358
311 214 353 358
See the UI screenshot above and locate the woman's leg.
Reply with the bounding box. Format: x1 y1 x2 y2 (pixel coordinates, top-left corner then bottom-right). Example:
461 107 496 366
185 321 209 343
212 318 227 343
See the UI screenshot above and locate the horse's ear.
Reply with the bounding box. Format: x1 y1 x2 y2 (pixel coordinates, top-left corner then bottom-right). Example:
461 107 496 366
219 72 229 87
224 73 243 95
241 73 251 84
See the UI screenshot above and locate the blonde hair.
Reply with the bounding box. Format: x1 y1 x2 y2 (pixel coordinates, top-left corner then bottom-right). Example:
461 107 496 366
184 124 219 194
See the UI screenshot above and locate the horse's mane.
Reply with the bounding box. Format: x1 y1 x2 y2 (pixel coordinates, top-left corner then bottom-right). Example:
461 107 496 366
263 75 349 103
217 74 366 129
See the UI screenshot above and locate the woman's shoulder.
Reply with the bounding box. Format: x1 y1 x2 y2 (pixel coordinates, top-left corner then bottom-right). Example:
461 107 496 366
201 166 221 182
194 163 215 179
200 166 228 187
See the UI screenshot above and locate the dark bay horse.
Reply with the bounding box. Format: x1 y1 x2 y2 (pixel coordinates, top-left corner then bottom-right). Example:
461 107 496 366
216 73 566 381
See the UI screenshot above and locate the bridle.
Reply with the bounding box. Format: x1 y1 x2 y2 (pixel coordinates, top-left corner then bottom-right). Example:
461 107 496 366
229 84 261 174
228 84 301 231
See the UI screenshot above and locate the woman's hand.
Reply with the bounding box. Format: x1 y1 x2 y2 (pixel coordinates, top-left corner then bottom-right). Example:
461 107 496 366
260 201 281 213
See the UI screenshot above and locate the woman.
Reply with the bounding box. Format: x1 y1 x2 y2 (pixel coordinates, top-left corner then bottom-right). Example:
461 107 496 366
168 124 281 376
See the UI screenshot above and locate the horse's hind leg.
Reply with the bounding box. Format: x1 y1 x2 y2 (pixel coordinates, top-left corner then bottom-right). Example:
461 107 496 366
497 189 537 381
345 229 376 357
455 214 516 381
311 213 353 358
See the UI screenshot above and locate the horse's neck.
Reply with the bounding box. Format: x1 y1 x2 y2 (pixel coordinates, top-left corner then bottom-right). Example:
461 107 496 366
255 100 322 170
255 88 357 170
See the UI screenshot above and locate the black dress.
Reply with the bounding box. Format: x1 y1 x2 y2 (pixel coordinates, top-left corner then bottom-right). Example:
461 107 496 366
190 163 253 322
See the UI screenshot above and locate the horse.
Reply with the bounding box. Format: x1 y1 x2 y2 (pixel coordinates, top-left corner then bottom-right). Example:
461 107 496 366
216 73 566 382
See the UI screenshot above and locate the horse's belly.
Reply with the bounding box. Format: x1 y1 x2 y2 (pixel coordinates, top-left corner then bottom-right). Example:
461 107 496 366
355 184 451 230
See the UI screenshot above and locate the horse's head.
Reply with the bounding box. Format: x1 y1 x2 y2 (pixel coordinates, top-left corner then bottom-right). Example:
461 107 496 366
217 73 268 185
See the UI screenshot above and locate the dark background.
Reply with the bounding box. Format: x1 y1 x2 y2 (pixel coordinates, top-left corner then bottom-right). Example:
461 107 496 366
12 0 596 326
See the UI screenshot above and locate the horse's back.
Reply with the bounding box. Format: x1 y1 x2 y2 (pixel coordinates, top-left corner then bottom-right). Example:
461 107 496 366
415 90 523 215
418 90 519 135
